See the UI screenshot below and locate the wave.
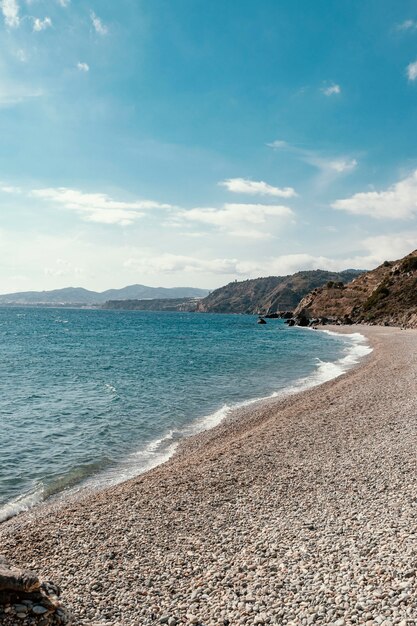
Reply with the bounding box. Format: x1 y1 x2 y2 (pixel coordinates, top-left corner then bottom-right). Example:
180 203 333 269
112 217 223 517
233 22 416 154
0 485 45 524
285 330 373 393
69 330 372 495
0 330 372 523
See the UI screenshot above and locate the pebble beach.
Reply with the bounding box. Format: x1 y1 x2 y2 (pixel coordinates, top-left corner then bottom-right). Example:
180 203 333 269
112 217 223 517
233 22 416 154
0 325 416 626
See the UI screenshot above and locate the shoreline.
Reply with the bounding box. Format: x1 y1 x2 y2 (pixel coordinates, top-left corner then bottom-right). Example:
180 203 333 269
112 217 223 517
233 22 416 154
1 325 416 625
0 326 371 526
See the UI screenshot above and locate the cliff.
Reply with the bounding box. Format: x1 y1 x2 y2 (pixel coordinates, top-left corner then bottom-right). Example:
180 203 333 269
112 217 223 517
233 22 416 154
294 250 417 328
196 270 363 315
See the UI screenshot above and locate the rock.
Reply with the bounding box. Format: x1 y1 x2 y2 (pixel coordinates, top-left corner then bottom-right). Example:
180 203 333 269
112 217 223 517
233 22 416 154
257 318 267 324
0 556 71 625
0 556 40 594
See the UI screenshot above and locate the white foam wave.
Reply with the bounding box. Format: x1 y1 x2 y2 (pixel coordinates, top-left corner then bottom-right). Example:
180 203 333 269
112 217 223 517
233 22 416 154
0 484 45 523
283 330 372 394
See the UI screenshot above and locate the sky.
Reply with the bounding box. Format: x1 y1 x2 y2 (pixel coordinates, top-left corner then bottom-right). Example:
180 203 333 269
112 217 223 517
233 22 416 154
1 0 417 292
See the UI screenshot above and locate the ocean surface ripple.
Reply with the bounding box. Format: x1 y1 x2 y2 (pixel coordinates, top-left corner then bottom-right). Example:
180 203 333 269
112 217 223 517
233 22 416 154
0 309 371 521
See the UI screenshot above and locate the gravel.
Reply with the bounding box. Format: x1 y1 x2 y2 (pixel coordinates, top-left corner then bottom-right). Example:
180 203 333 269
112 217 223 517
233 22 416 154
0 326 416 626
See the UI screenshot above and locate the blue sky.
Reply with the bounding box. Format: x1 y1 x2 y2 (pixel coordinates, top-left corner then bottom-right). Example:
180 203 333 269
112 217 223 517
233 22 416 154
1 0 417 292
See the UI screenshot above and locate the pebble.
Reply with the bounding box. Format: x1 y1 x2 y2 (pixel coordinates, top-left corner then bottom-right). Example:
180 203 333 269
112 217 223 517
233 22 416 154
32 605 48 615
0 327 416 626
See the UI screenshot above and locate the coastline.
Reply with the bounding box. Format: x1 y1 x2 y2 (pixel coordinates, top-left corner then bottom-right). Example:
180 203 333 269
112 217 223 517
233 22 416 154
1 325 416 625
0 326 370 524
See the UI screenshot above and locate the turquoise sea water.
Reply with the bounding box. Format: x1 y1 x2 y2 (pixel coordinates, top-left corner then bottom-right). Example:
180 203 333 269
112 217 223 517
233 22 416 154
0 308 371 522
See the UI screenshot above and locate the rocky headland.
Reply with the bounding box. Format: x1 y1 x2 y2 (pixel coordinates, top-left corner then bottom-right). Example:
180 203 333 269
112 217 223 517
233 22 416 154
292 250 417 329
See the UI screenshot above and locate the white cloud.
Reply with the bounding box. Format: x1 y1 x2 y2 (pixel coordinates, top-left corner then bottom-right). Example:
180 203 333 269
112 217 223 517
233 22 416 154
332 169 417 219
57 0 70 6
0 183 21 193
237 233 417 277
177 202 294 238
397 19 417 31
1 0 19 27
30 187 172 225
91 11 108 35
360 232 417 262
33 16 52 31
220 177 297 198
77 62 89 72
124 254 243 276
322 83 341 96
407 60 417 81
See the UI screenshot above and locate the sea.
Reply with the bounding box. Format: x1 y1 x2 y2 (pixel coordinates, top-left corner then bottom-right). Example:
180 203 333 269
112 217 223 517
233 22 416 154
0 308 371 523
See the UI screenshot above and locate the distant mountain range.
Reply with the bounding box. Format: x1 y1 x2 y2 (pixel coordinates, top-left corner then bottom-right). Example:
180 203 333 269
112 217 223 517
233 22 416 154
294 249 417 328
196 270 364 314
0 285 210 306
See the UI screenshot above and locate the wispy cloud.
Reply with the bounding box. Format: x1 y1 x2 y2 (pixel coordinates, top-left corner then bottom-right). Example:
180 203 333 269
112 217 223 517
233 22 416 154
322 83 341 96
0 82 43 106
30 187 172 225
266 139 288 149
397 19 417 31
220 177 297 198
267 139 357 179
91 11 108 35
306 155 357 174
14 48 28 62
33 16 52 32
1 0 19 27
332 169 417 219
407 60 417 81
57 0 70 6
77 62 89 72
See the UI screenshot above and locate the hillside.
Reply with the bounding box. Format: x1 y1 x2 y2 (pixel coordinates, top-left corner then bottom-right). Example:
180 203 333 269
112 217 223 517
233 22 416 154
102 298 198 312
196 270 363 314
294 250 417 328
0 285 209 306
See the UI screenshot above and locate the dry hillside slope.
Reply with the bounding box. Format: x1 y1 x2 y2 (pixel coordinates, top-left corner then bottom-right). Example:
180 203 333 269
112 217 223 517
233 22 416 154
197 270 363 314
294 249 417 328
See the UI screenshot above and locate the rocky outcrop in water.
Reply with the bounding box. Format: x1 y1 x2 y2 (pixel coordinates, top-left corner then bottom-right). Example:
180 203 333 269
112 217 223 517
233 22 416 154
0 556 71 625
